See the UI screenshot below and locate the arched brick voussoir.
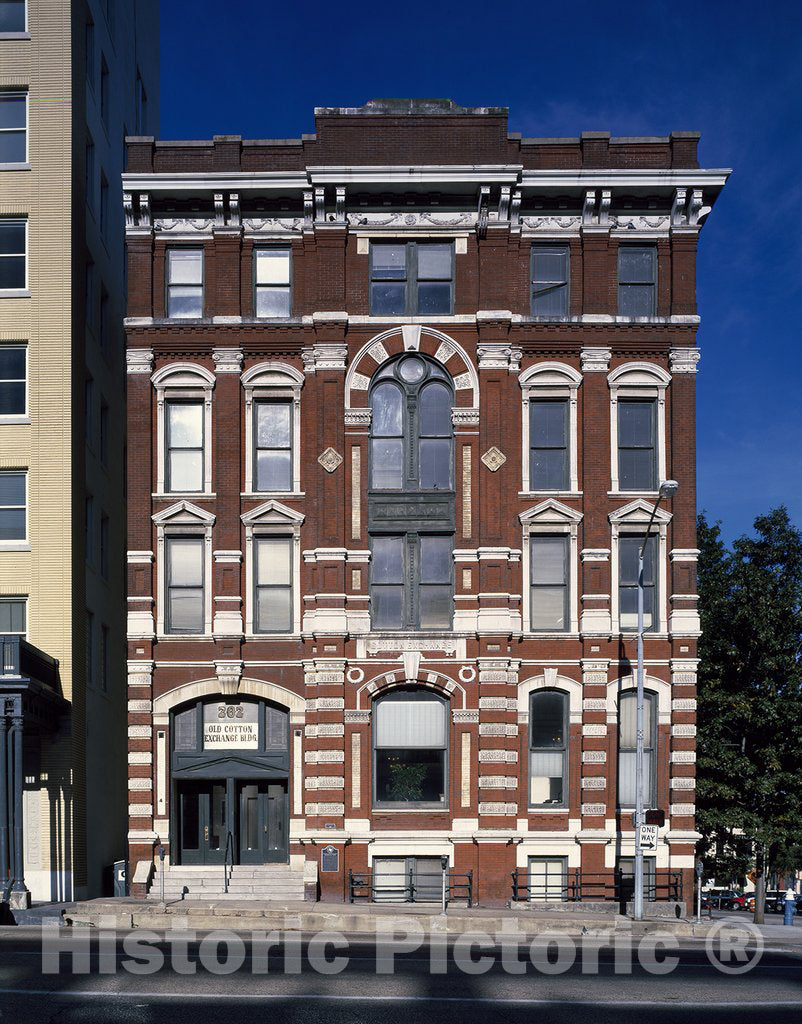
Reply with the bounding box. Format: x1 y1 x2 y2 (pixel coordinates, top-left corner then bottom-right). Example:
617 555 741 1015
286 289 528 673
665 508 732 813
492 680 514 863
354 668 467 710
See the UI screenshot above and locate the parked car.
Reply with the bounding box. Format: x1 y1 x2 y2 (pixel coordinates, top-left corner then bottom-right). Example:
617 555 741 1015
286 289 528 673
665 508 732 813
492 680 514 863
730 892 749 910
702 888 739 910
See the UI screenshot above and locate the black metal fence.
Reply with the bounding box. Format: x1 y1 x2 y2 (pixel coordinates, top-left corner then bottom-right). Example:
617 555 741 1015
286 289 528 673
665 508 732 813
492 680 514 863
511 868 683 904
349 868 474 905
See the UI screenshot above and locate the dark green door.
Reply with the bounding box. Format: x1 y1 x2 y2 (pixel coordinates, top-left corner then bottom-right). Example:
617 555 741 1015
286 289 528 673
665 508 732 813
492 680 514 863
178 781 227 865
238 781 288 863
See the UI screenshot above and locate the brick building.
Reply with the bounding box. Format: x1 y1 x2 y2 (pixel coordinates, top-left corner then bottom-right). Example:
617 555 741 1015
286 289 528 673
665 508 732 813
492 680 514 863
123 100 728 906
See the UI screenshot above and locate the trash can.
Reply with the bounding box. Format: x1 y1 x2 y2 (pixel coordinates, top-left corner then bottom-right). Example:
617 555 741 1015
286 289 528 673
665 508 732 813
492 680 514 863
113 860 128 897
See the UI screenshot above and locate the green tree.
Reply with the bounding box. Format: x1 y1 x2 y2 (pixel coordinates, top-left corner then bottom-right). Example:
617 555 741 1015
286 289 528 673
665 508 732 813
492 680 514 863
696 508 802 922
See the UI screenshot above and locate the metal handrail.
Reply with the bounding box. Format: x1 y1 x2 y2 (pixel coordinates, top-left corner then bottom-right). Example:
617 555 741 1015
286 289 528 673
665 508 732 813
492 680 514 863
224 831 234 893
511 868 683 903
349 869 473 905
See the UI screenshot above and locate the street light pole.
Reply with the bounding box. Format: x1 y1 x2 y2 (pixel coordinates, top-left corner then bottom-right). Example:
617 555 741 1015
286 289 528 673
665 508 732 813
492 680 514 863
634 479 678 922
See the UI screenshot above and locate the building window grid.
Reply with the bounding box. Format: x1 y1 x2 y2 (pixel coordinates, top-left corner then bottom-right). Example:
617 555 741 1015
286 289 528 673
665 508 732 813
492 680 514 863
165 536 205 635
166 248 204 319
373 689 449 809
529 690 569 807
370 241 454 316
254 248 291 318
0 597 26 635
0 90 27 164
530 399 569 491
253 536 293 634
530 534 569 632
619 533 658 632
0 344 26 415
617 690 657 808
0 470 26 541
165 399 204 493
531 245 569 318
618 246 657 317
617 398 657 491
370 533 452 631
253 399 292 493
0 218 26 290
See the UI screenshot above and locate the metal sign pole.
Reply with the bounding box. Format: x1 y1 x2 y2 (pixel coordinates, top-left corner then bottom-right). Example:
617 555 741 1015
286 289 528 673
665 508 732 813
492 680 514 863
634 544 645 922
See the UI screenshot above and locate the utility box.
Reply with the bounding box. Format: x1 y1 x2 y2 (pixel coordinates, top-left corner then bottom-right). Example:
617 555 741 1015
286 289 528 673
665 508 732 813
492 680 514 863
113 860 127 897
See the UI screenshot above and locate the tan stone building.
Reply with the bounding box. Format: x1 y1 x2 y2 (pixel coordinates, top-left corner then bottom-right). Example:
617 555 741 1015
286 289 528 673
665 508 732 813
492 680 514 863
0 0 158 906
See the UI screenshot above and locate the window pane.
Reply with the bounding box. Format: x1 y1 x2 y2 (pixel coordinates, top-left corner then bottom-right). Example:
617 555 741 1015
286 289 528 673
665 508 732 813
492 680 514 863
371 537 403 583
0 381 24 414
0 220 25 254
618 401 653 447
416 244 451 280
619 248 654 284
371 383 402 436
532 284 567 317
372 586 403 628
0 2 26 31
0 130 25 163
530 751 564 804
531 690 565 747
167 285 203 318
532 248 568 283
0 471 24 505
168 538 203 586
168 249 203 284
168 402 203 448
0 508 24 539
619 284 654 317
256 450 292 491
419 382 452 436
532 401 567 447
419 438 451 489
531 536 566 584
255 249 290 285
420 536 451 583
416 281 451 314
0 256 24 289
256 538 291 585
372 244 406 279
256 588 292 632
619 537 641 584
169 589 203 633
375 748 445 805
371 281 406 314
531 449 567 490
531 587 566 630
375 694 446 747
619 448 655 490
618 751 652 807
174 707 197 751
255 287 291 317
419 585 451 628
256 402 291 448
168 450 203 492
371 439 403 488
0 346 24 380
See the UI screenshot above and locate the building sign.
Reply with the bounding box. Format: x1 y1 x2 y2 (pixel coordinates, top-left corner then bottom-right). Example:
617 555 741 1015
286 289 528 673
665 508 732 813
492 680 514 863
203 702 259 749
321 846 339 872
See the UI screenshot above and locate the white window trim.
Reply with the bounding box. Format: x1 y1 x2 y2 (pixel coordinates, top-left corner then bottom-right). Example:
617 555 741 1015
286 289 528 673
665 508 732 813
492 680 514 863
609 499 671 635
242 499 305 637
520 498 582 635
519 362 581 495
153 500 216 638
241 362 304 496
0 89 28 168
0 217 27 294
608 362 670 494
0 341 27 421
152 363 215 496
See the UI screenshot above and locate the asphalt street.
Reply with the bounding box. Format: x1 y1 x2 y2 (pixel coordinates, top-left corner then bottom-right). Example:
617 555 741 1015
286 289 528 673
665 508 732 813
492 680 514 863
0 926 800 1024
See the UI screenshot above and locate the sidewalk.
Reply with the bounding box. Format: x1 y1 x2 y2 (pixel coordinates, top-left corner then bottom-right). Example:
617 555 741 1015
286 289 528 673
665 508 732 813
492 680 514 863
52 897 802 943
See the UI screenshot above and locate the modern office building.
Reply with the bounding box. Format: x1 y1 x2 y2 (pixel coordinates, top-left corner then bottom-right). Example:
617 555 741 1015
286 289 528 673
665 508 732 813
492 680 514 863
123 100 728 906
0 0 159 906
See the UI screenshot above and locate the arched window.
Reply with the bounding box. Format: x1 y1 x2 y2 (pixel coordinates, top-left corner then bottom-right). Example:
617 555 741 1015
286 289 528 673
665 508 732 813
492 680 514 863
618 690 657 807
373 688 448 808
370 355 453 491
529 690 568 807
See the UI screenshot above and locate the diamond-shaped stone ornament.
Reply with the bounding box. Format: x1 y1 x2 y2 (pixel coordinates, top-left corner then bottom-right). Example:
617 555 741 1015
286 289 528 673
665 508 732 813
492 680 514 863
318 447 343 473
481 446 507 472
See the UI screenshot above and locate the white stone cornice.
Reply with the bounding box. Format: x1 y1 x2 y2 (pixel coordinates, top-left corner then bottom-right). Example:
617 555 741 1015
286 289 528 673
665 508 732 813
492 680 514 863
669 347 701 374
126 349 154 374
303 342 348 372
212 347 244 373
477 343 522 372
580 347 611 372
451 406 480 427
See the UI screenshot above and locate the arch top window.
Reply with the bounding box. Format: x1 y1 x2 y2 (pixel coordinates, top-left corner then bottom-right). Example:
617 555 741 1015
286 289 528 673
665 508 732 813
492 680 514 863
370 356 453 492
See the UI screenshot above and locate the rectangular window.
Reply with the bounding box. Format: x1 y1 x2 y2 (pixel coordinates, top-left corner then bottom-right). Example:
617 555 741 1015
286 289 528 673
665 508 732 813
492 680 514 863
618 399 656 491
254 536 293 633
254 248 291 317
0 218 26 290
529 690 568 806
99 400 109 463
0 345 25 415
85 259 96 330
370 242 453 316
528 857 567 901
530 399 568 490
100 174 109 236
99 286 109 349
531 245 569 317
100 514 109 578
166 400 204 492
618 856 657 902
619 534 657 631
370 534 453 630
0 471 25 541
85 19 95 86
85 494 94 563
85 610 94 686
530 535 569 631
253 400 292 491
100 56 109 125
0 1 26 32
100 624 108 691
166 248 203 319
371 856 444 902
0 90 27 163
0 597 26 635
85 138 95 209
618 246 656 316
166 536 204 634
85 376 93 445
374 693 447 808
618 692 656 807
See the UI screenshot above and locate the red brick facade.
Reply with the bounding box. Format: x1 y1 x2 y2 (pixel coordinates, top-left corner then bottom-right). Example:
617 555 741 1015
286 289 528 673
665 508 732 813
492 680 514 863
124 101 727 906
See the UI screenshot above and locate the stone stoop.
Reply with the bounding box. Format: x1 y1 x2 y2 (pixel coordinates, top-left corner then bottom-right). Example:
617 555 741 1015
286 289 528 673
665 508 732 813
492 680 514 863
147 863 306 901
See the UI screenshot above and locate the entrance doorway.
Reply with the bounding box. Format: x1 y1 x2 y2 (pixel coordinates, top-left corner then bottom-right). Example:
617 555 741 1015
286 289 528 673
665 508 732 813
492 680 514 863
176 779 288 866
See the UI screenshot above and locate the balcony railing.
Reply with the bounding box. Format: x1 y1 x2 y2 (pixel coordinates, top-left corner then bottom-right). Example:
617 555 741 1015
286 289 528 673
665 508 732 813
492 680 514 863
349 868 474 906
512 868 683 904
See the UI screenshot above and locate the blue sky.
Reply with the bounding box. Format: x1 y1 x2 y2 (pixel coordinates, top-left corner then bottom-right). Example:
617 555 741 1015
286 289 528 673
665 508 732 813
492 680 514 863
160 0 802 543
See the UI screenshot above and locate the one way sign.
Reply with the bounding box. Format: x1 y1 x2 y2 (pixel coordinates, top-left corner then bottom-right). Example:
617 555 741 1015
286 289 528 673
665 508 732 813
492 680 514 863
637 824 659 850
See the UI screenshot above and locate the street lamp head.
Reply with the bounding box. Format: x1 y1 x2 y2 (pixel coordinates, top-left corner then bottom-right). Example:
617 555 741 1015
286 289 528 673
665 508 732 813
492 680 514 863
659 480 679 499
